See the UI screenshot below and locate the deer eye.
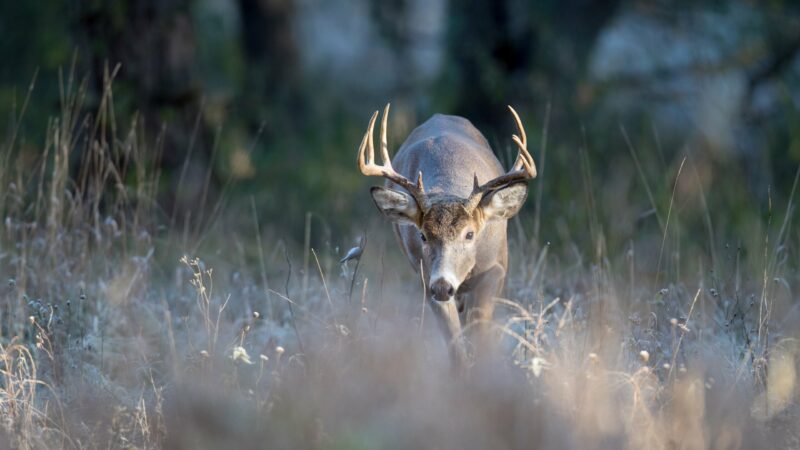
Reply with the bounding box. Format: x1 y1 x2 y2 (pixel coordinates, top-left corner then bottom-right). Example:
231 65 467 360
465 231 474 240
420 232 427 243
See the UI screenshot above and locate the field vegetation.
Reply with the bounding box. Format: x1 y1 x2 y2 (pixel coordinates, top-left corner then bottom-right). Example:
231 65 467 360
1 68 799 449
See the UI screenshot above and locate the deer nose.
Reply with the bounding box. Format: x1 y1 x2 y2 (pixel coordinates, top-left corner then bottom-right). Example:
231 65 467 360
430 278 455 301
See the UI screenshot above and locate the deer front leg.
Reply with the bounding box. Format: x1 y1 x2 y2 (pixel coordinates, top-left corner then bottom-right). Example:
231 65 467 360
428 298 468 369
466 264 506 359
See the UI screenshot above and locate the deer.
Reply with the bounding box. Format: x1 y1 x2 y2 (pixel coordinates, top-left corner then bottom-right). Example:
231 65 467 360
356 104 537 367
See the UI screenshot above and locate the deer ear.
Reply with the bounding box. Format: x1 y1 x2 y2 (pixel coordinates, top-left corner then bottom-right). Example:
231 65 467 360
480 182 527 221
370 186 421 226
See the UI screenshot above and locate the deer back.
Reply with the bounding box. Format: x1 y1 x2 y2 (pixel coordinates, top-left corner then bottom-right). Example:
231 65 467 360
389 114 505 199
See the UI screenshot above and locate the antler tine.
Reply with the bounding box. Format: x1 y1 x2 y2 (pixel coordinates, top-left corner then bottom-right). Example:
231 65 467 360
357 104 427 207
508 105 537 178
466 106 537 210
380 103 392 166
358 110 380 175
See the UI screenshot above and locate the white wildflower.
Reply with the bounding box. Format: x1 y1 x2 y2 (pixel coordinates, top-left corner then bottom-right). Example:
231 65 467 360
530 357 548 378
231 346 254 364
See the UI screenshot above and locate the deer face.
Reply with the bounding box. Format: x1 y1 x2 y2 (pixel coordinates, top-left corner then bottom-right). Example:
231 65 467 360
370 183 527 301
420 201 481 301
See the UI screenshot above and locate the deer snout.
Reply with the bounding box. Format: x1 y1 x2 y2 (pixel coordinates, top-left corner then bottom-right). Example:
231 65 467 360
430 278 455 301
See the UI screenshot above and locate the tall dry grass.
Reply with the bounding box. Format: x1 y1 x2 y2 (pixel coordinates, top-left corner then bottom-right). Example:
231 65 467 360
0 71 799 449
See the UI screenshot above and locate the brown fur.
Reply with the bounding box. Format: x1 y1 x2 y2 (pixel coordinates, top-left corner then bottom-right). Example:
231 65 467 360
421 201 479 241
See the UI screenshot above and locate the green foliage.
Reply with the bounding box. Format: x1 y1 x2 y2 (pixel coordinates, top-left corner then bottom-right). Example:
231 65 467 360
0 1 71 141
1 0 800 252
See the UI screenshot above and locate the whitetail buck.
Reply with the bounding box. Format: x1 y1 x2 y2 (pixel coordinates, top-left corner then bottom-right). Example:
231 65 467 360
357 104 537 366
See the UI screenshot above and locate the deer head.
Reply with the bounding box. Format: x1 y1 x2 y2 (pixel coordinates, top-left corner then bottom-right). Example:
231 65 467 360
358 105 537 302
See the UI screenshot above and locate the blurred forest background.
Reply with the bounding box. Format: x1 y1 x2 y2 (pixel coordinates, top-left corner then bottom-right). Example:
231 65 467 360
2 0 800 260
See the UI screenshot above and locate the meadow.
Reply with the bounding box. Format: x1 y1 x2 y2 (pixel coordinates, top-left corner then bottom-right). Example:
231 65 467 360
1 75 800 450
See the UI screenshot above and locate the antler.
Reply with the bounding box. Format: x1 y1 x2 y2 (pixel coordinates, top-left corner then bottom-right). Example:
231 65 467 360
358 103 427 208
465 105 537 211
